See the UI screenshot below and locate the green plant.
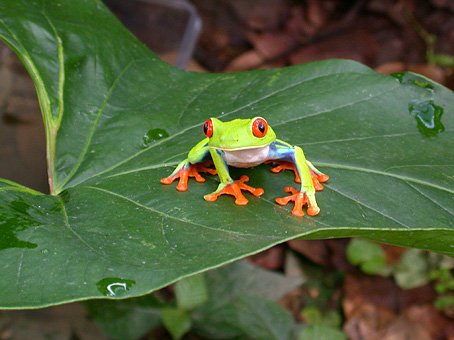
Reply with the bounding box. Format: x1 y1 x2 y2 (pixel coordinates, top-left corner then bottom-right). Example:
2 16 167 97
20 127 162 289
346 239 432 288
430 257 454 316
347 239 454 317
0 0 453 310
86 261 303 339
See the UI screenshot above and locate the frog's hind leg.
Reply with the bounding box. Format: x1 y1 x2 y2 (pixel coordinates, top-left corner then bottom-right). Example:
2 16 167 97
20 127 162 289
269 160 329 191
306 160 330 184
268 140 324 216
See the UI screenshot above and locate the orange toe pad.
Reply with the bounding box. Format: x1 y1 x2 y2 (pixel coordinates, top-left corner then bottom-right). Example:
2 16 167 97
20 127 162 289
204 175 264 205
275 186 320 217
160 163 216 192
269 161 329 191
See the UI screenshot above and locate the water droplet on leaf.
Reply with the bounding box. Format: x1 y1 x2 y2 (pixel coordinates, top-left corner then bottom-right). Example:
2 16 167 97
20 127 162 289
391 72 405 83
408 100 444 137
96 278 136 297
412 79 434 90
391 73 434 92
142 128 169 147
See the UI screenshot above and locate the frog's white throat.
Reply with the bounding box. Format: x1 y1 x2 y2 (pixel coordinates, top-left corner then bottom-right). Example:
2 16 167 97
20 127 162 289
221 145 270 168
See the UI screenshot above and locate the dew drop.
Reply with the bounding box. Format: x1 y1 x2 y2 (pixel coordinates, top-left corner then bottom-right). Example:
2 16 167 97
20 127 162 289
41 248 49 254
408 99 445 137
412 79 434 90
391 72 434 92
142 128 169 147
96 277 136 297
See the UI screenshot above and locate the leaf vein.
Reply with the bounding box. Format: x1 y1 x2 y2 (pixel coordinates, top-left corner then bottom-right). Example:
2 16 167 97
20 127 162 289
56 60 135 191
273 84 400 128
41 10 65 128
317 162 454 194
404 181 454 216
176 76 218 126
300 131 423 146
57 196 100 254
85 186 265 238
325 184 410 227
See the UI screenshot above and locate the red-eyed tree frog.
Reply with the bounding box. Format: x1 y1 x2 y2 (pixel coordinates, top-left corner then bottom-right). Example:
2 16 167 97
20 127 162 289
161 117 329 217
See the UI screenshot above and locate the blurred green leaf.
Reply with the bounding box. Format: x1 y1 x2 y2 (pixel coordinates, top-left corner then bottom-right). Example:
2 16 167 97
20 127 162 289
84 295 163 340
298 324 346 340
434 295 454 311
162 308 192 340
394 249 430 289
194 293 295 340
192 261 298 339
175 273 208 310
346 239 391 275
301 307 342 328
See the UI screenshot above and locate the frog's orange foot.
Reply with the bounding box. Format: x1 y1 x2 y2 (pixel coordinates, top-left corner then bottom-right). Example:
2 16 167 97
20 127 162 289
275 186 320 217
204 175 264 205
160 164 217 192
270 161 301 183
270 161 329 191
310 170 330 191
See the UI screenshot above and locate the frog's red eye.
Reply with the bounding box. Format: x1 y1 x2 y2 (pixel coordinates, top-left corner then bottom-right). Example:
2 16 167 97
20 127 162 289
252 117 268 138
203 119 213 138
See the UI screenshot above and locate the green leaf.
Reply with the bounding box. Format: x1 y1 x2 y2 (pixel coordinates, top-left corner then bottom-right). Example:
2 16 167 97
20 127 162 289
298 325 346 340
0 0 453 308
192 262 296 339
301 307 342 328
194 294 295 340
346 239 391 275
161 308 192 340
394 249 430 289
175 273 208 310
85 295 163 340
228 294 295 340
199 261 303 303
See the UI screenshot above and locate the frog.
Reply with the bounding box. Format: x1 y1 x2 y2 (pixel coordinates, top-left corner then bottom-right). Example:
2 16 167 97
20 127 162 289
160 117 329 217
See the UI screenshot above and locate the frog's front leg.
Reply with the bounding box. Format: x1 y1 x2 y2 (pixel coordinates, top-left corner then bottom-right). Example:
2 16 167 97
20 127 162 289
270 141 323 217
203 149 264 205
160 139 216 192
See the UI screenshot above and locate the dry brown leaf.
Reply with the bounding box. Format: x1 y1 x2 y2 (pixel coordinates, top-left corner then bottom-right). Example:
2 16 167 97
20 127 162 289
225 50 264 71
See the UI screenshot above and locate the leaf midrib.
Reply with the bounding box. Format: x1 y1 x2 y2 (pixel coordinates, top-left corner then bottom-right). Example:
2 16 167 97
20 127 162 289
318 162 454 195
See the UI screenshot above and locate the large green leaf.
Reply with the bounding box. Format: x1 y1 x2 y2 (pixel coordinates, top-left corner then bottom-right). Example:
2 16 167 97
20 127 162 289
0 0 453 308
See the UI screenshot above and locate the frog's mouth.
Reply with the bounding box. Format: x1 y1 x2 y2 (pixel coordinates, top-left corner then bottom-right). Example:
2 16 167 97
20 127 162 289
212 144 271 152
218 145 271 168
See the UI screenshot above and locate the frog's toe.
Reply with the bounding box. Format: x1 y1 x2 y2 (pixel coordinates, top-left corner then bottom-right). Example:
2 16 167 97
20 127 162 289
160 176 175 185
269 161 301 183
204 176 264 205
317 173 330 183
310 170 331 191
161 163 216 191
275 186 319 217
306 205 320 216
